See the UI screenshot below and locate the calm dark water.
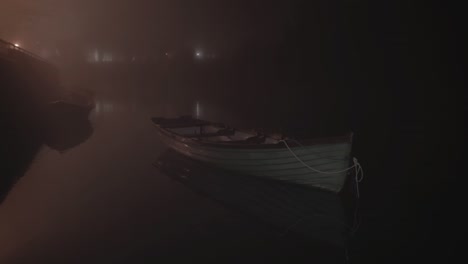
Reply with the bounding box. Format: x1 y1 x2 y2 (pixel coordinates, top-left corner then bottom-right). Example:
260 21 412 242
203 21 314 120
0 62 457 263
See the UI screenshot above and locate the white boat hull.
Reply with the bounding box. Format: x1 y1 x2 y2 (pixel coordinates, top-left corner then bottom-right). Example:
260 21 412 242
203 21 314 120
155 128 352 193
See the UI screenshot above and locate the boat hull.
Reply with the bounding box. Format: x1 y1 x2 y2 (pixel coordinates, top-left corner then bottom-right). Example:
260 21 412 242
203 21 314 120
154 127 353 193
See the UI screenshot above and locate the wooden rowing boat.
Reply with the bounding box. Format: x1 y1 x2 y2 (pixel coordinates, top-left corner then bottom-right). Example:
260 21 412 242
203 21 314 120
151 116 354 192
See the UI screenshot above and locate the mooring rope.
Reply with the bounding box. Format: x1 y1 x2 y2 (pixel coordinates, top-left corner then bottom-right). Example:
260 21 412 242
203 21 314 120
280 139 364 233
280 140 362 173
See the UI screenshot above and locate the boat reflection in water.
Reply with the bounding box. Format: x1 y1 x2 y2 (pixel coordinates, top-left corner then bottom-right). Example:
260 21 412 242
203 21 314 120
154 149 352 248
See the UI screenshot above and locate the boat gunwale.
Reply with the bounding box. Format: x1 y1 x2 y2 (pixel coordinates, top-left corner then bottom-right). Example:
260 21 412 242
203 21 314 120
152 118 353 150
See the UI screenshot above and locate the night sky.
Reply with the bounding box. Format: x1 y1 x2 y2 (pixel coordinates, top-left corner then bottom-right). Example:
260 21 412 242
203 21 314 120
1 0 295 57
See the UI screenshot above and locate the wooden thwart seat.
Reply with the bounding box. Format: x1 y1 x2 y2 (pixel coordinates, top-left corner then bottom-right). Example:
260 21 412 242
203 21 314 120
186 128 236 138
161 121 212 129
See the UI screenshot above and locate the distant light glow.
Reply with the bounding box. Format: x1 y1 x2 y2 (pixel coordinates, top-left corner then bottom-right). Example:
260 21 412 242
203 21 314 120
14 43 20 47
94 49 99 62
195 50 203 59
196 101 200 118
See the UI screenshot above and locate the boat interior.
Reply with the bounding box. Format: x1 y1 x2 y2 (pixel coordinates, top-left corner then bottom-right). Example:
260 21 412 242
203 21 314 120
153 117 282 144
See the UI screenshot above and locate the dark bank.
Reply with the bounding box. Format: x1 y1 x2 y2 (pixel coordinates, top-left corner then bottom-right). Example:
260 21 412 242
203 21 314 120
1 39 94 202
